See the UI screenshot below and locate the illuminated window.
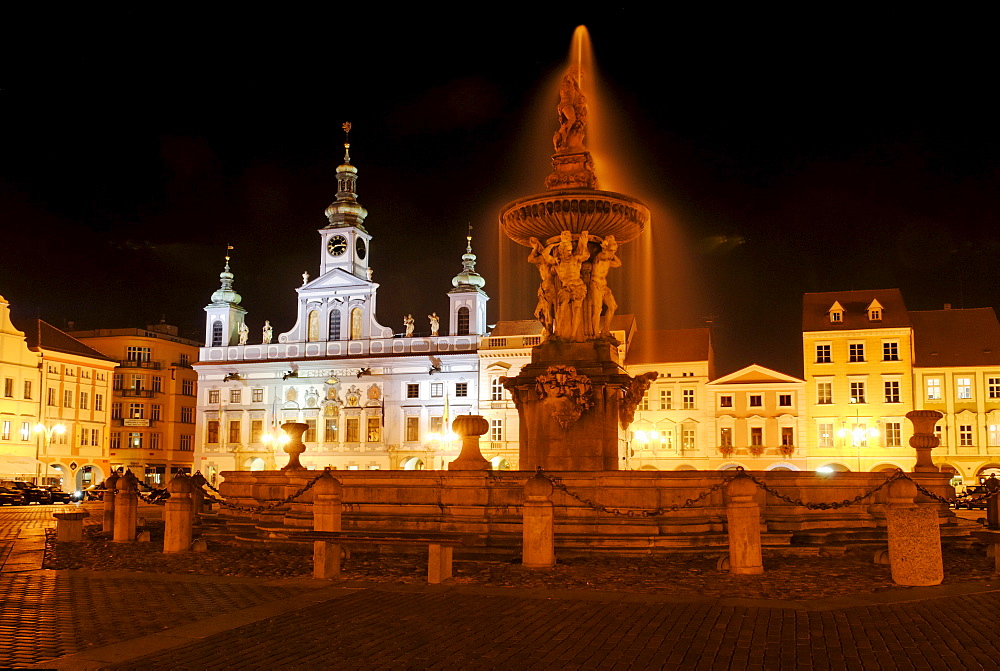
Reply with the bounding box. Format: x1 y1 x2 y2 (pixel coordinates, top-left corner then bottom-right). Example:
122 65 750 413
208 390 220 404
660 389 673 409
884 422 901 447
491 378 504 401
848 343 865 363
720 428 732 448
990 425 1000 447
850 382 866 404
429 416 443 434
818 423 833 447
830 310 842 323
718 395 732 409
815 344 831 364
750 427 763 446
884 380 900 403
748 395 762 408
3 378 12 397
252 388 264 403
129 432 143 449
407 383 420 399
250 420 263 443
20 422 30 441
682 428 695 451
682 389 695 410
926 378 941 400
305 419 317 442
852 423 869 447
405 416 419 442
325 418 339 442
817 382 832 404
491 418 504 442
1 421 10 440
883 342 899 361
957 378 972 400
367 418 380 442
129 403 144 419
431 383 444 398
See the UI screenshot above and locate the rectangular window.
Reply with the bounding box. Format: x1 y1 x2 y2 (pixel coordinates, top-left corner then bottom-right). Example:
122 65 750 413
46 388 55 406
960 425 973 446
957 378 972 400
325 418 339 443
927 379 941 400
228 420 241 444
720 427 732 448
95 394 103 412
817 381 832 404
4 420 13 440
849 343 865 363
718 395 731 409
180 435 193 451
63 390 73 407
455 383 468 398
405 416 419 442
80 428 88 446
230 389 241 404
128 432 143 449
129 403 144 419
208 390 220 404
491 378 504 401
130 374 144 390
367 417 381 442
778 394 792 407
883 341 900 361
781 427 794 446
682 389 695 410
182 380 195 396
110 433 121 450
852 423 869 448
150 433 161 450
750 427 763 446
113 374 123 390
91 428 99 446
111 402 122 419
660 389 673 410
23 380 31 399
989 378 1000 399
305 419 317 442
491 419 504 442
819 423 833 448
884 380 900 403
431 383 444 398
748 395 762 408
126 346 151 362
151 404 162 421
345 417 359 442
407 383 420 399
638 393 649 411
682 428 695 451
250 420 263 443
815 344 831 364
179 353 190 366
252 388 264 403
180 407 193 423
79 392 88 410
990 425 1000 447
934 425 944 446
152 376 162 393
850 382 866 404
20 422 30 441
4 378 13 397
207 421 219 443
885 422 902 447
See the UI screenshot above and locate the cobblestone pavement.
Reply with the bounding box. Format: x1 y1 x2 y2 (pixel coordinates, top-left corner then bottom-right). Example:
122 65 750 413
3 505 1000 669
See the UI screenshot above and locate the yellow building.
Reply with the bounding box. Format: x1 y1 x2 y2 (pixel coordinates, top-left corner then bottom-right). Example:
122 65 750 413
21 320 116 489
69 324 200 486
0 296 43 481
802 290 916 472
909 307 1000 489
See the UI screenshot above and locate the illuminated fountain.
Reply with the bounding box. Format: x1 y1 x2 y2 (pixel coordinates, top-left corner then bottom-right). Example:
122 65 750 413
500 34 656 471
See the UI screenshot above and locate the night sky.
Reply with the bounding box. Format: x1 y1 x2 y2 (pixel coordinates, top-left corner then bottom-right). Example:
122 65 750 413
2 9 996 377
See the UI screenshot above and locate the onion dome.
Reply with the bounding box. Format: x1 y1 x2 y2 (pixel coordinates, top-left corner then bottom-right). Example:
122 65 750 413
324 121 368 228
210 254 242 306
451 231 486 291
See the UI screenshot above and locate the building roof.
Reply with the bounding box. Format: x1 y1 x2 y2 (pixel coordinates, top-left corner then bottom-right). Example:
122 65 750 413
18 319 117 362
708 363 804 385
625 328 712 366
910 308 1000 367
802 289 910 331
489 320 544 337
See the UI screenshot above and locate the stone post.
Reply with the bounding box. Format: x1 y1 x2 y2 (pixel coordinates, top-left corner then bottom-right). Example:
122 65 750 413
725 475 763 575
886 477 943 586
102 471 120 534
906 410 944 473
53 510 89 542
113 470 139 543
281 422 309 470
190 472 209 516
521 470 555 568
164 474 195 553
312 472 343 532
448 415 490 470
985 474 999 531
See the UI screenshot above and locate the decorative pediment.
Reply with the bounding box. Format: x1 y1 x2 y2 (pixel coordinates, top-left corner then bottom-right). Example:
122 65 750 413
300 267 374 292
866 299 884 322
708 364 804 385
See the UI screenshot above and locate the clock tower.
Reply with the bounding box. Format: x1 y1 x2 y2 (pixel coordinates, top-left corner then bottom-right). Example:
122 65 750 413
320 122 371 279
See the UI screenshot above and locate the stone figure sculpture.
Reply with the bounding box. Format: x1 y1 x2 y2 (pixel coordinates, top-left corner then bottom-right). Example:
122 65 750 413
403 314 415 337
553 67 587 154
528 237 558 338
262 320 273 344
589 235 622 336
428 312 440 337
542 230 591 340
237 321 249 345
301 271 310 286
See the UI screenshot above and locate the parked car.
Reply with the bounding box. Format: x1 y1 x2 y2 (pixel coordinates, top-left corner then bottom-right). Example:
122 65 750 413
0 486 26 506
71 484 106 502
0 480 51 504
953 485 990 510
39 486 73 504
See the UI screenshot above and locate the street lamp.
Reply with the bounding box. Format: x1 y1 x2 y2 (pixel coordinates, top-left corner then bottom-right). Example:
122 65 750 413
427 430 458 470
837 398 879 471
261 429 290 469
33 423 65 485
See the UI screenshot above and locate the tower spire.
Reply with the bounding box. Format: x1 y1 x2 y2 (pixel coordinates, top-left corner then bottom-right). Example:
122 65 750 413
212 245 241 305
451 225 485 291
324 121 367 228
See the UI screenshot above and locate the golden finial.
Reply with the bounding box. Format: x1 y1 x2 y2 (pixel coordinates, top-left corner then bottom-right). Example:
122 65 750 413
342 121 352 163
466 223 473 252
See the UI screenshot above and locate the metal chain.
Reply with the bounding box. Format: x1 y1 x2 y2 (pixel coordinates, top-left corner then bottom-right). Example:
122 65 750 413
909 480 1000 507
539 470 738 517
208 468 332 514
741 469 904 509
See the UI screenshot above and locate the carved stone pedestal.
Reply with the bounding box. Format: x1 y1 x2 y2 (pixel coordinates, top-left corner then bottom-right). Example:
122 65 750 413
503 340 654 471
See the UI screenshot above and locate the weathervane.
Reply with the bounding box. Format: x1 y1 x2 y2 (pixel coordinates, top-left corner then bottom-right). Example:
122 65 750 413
342 121 352 163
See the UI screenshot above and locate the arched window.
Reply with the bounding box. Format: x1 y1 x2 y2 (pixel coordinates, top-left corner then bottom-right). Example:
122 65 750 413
329 309 341 341
308 310 320 341
211 321 224 346
350 307 363 340
457 307 470 335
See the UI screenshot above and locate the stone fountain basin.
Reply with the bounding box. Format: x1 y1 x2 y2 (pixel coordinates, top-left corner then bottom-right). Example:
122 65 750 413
500 188 649 246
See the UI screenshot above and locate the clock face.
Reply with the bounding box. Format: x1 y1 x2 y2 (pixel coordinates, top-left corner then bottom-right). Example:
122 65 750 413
355 237 367 260
327 235 348 256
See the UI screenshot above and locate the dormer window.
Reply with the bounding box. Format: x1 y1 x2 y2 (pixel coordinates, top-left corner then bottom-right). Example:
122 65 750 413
866 299 884 322
828 301 844 324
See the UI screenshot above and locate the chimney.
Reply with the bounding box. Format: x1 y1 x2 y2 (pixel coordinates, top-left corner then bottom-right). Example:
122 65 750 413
944 303 952 310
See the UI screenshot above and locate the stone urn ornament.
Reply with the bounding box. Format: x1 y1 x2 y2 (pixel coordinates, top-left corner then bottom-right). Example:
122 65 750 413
905 410 943 472
280 421 309 470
